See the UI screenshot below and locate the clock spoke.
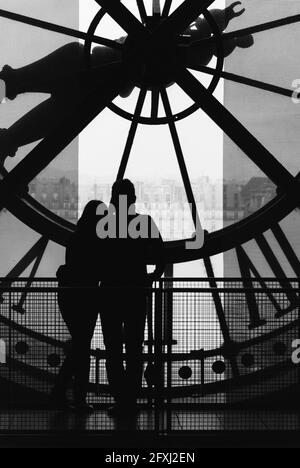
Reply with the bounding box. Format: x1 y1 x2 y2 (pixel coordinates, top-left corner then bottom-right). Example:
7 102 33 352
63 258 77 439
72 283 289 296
95 0 149 41
175 67 299 194
117 88 147 180
0 63 132 207
151 89 160 120
136 0 148 24
189 64 296 99
160 88 201 231
162 0 173 18
0 9 121 50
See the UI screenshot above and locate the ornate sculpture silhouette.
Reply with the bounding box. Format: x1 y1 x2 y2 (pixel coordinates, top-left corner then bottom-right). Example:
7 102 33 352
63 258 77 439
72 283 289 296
0 2 253 165
185 2 253 67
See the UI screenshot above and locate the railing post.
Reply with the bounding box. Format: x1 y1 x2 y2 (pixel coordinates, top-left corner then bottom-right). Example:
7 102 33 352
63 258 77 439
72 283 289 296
164 265 174 433
163 264 176 345
8 287 12 409
146 287 154 407
154 281 165 433
163 264 176 432
95 349 100 390
200 349 205 398
297 278 300 396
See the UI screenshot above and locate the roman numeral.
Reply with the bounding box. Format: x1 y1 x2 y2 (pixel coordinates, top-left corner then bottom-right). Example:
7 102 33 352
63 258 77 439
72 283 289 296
0 236 49 314
236 224 300 329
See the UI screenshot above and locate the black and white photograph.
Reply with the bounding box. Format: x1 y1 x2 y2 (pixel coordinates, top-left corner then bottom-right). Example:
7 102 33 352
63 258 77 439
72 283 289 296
0 0 299 451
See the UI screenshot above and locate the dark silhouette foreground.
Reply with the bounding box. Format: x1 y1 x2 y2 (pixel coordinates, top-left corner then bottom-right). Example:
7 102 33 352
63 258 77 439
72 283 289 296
53 200 107 412
100 179 165 417
53 180 165 417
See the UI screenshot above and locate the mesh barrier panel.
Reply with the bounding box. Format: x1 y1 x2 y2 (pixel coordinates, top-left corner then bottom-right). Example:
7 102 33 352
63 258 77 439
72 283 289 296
0 279 299 432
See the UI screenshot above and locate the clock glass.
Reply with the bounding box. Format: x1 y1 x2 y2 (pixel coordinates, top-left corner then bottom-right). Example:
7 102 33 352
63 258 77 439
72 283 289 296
0 0 299 418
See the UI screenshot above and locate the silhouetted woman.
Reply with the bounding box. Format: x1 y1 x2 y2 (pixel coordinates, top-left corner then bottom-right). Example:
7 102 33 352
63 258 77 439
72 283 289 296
52 200 107 412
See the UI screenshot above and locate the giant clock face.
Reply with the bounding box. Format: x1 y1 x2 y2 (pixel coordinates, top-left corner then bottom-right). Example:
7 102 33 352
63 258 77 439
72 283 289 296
0 0 299 409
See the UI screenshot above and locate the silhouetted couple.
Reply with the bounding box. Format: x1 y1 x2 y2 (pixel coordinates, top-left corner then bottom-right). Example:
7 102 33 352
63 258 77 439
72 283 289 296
52 179 165 416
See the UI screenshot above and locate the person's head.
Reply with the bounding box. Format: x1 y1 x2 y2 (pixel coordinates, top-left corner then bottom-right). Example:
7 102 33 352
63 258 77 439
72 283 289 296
77 200 107 236
110 179 136 211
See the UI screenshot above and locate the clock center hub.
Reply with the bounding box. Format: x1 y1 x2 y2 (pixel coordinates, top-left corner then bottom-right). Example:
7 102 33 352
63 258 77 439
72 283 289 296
123 20 181 89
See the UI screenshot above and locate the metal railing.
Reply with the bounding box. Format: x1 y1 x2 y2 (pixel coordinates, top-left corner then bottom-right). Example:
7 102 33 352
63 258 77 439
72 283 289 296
0 278 299 431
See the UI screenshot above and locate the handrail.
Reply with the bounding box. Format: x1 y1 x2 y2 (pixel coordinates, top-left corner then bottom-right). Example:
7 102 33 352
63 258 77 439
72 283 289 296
0 287 299 293
0 277 299 282
0 277 298 403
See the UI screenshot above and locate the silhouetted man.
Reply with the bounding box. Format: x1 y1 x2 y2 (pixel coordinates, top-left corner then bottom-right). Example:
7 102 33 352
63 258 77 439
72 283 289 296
97 179 165 417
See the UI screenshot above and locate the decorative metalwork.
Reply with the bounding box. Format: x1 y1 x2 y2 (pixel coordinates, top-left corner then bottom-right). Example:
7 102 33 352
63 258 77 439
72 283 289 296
0 279 298 408
0 1 300 416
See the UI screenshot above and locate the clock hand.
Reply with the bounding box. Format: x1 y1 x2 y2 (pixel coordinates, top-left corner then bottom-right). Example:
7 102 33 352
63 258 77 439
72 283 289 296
0 62 133 208
0 9 121 50
188 64 296 99
0 58 125 163
190 13 300 48
0 42 123 101
223 12 300 41
95 0 149 41
175 67 300 197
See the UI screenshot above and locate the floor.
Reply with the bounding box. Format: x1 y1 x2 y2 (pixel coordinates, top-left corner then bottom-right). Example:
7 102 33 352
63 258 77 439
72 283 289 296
0 410 299 447
0 409 299 433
